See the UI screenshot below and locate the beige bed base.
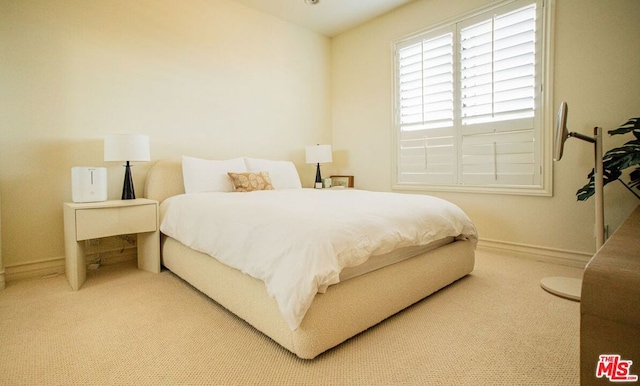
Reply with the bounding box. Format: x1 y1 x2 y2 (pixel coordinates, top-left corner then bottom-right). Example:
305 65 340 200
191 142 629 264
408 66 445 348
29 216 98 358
145 159 475 359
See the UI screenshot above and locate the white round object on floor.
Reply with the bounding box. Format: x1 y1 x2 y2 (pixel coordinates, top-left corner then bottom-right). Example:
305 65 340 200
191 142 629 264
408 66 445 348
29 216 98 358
540 276 581 301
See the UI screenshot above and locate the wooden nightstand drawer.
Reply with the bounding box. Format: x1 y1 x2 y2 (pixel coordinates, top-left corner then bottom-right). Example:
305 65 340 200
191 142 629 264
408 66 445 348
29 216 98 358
75 204 157 241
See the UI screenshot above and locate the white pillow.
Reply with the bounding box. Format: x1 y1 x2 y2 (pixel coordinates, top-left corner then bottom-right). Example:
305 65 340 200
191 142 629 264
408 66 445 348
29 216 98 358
182 156 247 193
244 158 302 189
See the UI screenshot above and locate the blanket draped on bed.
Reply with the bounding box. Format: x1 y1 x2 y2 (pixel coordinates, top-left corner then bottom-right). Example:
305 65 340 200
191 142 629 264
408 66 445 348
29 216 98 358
160 189 477 330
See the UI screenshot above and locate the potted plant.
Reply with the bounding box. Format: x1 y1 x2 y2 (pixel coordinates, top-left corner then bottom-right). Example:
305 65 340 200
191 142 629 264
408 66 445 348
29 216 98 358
577 117 640 201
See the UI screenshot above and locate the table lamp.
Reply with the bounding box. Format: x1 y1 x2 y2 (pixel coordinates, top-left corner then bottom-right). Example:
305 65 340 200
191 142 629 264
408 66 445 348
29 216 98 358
305 144 332 189
104 134 150 200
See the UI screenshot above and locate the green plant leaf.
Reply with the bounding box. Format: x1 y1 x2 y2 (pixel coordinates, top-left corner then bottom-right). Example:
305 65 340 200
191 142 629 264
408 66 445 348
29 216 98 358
630 167 640 188
577 117 640 201
608 117 640 139
577 168 623 201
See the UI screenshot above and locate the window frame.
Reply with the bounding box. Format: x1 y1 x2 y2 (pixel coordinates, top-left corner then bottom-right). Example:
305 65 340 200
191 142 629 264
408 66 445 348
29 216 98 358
391 0 555 196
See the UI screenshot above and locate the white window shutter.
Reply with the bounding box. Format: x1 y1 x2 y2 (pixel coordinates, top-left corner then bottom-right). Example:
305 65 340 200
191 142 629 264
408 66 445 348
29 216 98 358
461 128 536 185
394 0 545 192
398 127 456 185
397 29 456 185
460 4 536 126
458 3 538 186
398 32 454 130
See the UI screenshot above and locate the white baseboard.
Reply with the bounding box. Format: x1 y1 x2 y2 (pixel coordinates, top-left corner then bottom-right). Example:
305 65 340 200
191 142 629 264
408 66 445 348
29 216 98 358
5 251 137 283
4 239 591 282
5 258 66 282
477 239 592 269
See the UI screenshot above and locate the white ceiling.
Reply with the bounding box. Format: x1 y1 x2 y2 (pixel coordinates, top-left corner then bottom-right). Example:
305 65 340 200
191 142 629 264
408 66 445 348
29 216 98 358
228 0 415 37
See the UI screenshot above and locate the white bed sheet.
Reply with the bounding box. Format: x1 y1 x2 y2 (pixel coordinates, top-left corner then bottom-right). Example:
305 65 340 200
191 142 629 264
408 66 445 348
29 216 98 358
160 189 477 330
338 236 454 281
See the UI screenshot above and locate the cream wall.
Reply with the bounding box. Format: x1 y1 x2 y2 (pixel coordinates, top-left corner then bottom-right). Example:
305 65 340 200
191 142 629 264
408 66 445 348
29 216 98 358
331 0 640 256
2 0 639 274
0 0 331 269
0 191 4 289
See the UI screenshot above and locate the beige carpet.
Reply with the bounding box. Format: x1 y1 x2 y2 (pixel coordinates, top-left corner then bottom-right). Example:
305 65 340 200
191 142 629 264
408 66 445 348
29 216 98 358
0 249 582 385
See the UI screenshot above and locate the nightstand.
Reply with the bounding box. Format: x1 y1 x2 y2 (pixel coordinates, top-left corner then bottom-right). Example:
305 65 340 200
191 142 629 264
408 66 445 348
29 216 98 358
63 198 160 290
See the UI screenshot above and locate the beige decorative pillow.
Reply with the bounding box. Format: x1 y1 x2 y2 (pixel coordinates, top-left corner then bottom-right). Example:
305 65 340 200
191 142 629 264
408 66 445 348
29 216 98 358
227 171 275 192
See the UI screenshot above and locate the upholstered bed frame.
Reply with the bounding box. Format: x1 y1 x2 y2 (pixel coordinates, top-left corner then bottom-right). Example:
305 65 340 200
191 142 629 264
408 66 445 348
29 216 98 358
145 159 475 359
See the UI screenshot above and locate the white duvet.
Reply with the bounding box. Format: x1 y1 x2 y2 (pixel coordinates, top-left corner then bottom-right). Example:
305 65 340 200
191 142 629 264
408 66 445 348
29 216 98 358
160 189 477 330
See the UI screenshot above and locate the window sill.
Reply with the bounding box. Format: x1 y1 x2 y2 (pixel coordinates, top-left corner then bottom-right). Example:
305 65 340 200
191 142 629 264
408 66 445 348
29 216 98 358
391 183 552 197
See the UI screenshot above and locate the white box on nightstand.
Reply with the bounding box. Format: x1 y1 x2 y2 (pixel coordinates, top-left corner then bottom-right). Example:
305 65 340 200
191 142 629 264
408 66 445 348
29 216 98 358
71 167 107 203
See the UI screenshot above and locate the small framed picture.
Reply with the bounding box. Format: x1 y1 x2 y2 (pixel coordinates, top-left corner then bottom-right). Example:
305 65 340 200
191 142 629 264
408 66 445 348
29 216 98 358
330 175 354 188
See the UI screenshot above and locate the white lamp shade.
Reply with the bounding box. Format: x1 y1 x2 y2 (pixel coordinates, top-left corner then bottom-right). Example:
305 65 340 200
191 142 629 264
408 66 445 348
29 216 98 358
305 144 332 164
104 134 150 162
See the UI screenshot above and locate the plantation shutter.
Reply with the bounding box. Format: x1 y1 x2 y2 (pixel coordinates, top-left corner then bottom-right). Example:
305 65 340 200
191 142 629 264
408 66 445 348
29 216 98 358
396 28 456 185
459 2 539 186
394 0 542 189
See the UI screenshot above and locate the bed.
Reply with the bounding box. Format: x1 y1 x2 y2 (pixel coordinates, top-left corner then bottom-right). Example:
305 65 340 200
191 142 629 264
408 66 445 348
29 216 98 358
144 157 477 359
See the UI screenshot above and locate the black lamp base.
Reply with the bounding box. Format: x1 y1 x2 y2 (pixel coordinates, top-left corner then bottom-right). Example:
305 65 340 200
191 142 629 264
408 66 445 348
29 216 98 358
121 161 136 200
314 163 323 189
